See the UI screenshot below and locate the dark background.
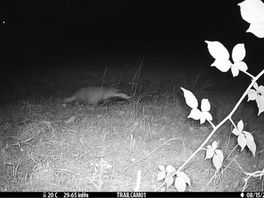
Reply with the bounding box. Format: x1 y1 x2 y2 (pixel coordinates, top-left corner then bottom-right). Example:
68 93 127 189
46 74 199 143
0 0 263 93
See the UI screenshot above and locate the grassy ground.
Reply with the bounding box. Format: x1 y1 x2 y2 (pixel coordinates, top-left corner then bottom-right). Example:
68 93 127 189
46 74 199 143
0 56 263 192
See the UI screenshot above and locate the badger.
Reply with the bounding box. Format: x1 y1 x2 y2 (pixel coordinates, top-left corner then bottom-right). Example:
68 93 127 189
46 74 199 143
63 86 132 106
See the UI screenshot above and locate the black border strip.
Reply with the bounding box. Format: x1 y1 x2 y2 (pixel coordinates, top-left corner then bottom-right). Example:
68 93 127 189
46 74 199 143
0 192 245 198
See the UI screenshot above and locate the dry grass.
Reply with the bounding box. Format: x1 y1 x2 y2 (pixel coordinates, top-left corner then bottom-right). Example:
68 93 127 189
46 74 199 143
0 62 263 192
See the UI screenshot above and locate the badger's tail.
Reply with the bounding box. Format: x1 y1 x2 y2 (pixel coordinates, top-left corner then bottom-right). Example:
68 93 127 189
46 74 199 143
63 96 76 103
112 93 132 100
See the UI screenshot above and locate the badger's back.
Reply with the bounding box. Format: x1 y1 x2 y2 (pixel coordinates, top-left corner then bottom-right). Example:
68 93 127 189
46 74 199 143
63 86 131 105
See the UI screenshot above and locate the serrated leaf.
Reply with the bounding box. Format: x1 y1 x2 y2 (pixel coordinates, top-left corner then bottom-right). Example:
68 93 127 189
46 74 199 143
158 165 165 172
201 99 211 112
236 61 248 72
247 23 264 38
174 176 187 192
166 165 176 174
199 114 206 124
231 62 248 77
253 82 259 90
181 88 198 109
238 0 264 24
211 59 232 72
231 65 240 77
256 95 264 115
244 131 256 156
188 108 201 120
232 128 241 136
232 44 246 63
258 85 264 95
238 0 264 38
205 146 214 159
212 141 218 149
237 120 244 131
257 85 264 96
205 41 230 60
247 89 257 101
213 150 224 172
202 111 213 122
177 171 191 185
238 134 247 151
253 82 258 90
157 171 166 181
166 177 174 189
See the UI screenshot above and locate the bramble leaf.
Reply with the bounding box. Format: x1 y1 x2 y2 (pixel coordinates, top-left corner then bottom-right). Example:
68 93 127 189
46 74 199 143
253 82 259 90
205 41 230 60
238 134 247 151
256 94 264 115
205 41 232 72
238 0 264 38
213 149 224 172
201 111 213 123
205 145 215 159
232 127 241 136
174 176 187 192
244 131 256 156
231 62 248 77
166 165 176 174
211 59 232 72
259 85 264 95
157 170 166 181
232 44 246 63
212 141 218 149
181 88 198 109
247 24 264 38
237 120 244 131
166 176 174 189
158 165 165 172
188 108 201 120
201 99 211 112
177 171 191 186
248 89 257 101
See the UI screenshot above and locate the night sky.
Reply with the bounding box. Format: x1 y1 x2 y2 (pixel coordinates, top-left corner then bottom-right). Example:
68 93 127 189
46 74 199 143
0 0 263 72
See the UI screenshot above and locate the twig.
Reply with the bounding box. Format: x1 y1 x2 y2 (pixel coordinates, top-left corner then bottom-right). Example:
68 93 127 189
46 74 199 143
134 170 142 191
158 69 264 191
242 167 264 192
